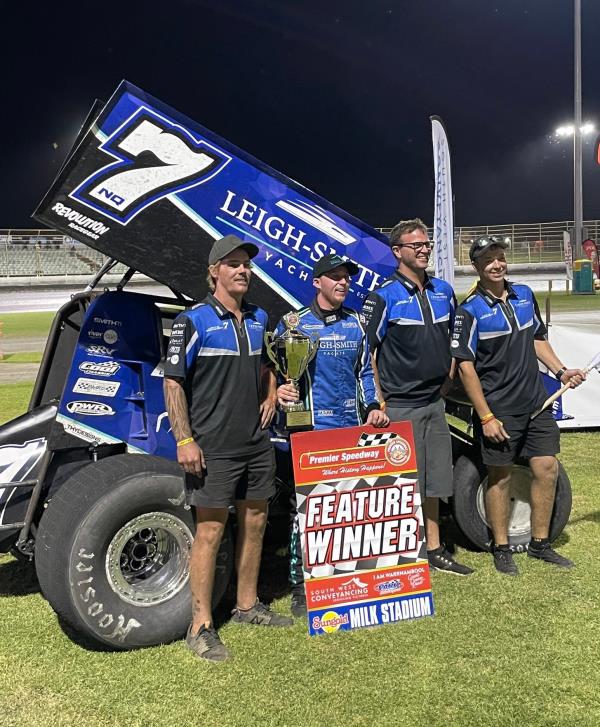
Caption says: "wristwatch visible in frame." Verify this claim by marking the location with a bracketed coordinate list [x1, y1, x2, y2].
[555, 367, 567, 380]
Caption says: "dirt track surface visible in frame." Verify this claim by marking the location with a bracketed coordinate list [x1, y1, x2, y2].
[0, 335, 46, 384]
[0, 362, 40, 383]
[1, 335, 47, 354]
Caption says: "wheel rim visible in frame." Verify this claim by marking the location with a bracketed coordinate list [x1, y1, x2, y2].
[105, 511, 193, 607]
[476, 465, 533, 539]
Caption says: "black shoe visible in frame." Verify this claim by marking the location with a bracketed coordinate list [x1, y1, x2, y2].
[528, 542, 574, 569]
[290, 586, 307, 617]
[231, 599, 294, 626]
[185, 622, 230, 662]
[493, 547, 519, 576]
[427, 547, 474, 576]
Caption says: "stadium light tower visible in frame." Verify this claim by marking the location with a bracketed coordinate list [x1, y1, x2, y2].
[574, 0, 583, 262]
[555, 0, 586, 283]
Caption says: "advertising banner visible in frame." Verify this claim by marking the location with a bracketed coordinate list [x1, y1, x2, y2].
[563, 230, 573, 280]
[34, 81, 396, 319]
[431, 116, 455, 287]
[290, 423, 434, 636]
[582, 238, 599, 278]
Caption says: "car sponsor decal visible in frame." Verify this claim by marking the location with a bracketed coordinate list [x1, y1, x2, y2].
[79, 360, 121, 377]
[66, 400, 115, 416]
[73, 378, 121, 398]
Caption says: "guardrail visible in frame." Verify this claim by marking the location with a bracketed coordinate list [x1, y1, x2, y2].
[2, 220, 596, 276]
[379, 220, 599, 266]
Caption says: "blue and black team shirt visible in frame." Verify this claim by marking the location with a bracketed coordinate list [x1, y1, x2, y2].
[451, 282, 548, 417]
[362, 270, 456, 407]
[275, 300, 380, 430]
[163, 292, 271, 457]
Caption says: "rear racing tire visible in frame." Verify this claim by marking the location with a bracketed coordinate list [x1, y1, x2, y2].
[451, 455, 572, 552]
[35, 453, 234, 649]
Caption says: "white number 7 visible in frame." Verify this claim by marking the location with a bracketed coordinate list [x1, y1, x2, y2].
[88, 119, 220, 212]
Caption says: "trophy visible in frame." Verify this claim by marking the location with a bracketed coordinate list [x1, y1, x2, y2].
[265, 312, 320, 430]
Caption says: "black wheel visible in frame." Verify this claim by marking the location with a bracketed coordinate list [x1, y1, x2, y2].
[451, 455, 572, 552]
[35, 453, 234, 649]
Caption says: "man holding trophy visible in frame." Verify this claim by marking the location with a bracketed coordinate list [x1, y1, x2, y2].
[273, 253, 389, 616]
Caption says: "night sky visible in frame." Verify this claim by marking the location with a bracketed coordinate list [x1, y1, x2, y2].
[2, 0, 600, 230]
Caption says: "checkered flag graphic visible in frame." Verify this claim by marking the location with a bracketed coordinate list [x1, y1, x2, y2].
[297, 474, 426, 582]
[357, 431, 398, 447]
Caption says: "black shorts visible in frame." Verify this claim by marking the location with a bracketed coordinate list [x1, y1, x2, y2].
[473, 409, 560, 467]
[184, 447, 276, 508]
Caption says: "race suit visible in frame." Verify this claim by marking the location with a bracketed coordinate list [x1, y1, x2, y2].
[275, 299, 381, 586]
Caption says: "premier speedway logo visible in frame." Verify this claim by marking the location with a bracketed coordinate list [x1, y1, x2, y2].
[275, 200, 356, 246]
[70, 107, 232, 225]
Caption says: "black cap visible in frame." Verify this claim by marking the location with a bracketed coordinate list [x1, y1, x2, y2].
[469, 235, 508, 262]
[208, 234, 259, 265]
[313, 253, 359, 278]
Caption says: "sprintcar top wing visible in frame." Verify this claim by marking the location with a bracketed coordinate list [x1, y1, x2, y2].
[33, 81, 396, 317]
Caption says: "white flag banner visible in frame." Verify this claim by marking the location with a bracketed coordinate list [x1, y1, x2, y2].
[563, 230, 573, 280]
[431, 116, 455, 286]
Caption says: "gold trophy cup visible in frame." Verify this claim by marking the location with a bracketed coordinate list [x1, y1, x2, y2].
[265, 312, 319, 430]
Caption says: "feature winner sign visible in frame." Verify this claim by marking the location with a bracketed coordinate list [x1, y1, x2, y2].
[291, 423, 433, 636]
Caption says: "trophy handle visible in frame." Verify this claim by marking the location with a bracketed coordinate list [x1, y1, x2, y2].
[264, 331, 287, 378]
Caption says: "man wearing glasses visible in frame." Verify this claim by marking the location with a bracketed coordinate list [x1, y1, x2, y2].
[362, 218, 473, 576]
[164, 234, 292, 662]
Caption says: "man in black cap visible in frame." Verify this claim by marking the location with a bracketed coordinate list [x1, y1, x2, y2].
[276, 253, 389, 615]
[163, 234, 292, 662]
[362, 218, 474, 576]
[452, 236, 585, 575]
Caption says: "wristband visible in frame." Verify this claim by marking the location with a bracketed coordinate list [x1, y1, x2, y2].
[480, 412, 495, 424]
[177, 437, 194, 447]
[555, 367, 567, 380]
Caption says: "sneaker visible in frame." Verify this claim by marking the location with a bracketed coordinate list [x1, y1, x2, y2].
[231, 600, 294, 627]
[290, 586, 307, 617]
[185, 622, 230, 662]
[528, 542, 574, 569]
[427, 547, 474, 576]
[493, 547, 519, 576]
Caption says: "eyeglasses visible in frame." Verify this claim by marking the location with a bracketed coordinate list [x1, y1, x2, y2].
[394, 241, 435, 252]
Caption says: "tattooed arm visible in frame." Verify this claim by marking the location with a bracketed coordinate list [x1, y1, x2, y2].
[164, 376, 205, 475]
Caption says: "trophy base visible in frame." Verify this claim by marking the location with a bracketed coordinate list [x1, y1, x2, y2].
[285, 409, 314, 431]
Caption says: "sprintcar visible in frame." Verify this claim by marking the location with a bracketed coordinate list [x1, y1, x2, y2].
[0, 82, 572, 649]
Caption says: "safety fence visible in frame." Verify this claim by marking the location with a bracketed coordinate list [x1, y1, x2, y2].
[379, 220, 600, 266]
[2, 221, 595, 277]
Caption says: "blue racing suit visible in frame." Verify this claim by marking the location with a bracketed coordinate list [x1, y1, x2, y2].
[275, 299, 381, 586]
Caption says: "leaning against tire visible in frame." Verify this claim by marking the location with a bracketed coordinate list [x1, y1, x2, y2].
[35, 453, 233, 650]
[451, 454, 572, 552]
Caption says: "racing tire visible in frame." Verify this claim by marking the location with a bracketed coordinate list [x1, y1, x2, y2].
[451, 455, 572, 552]
[35, 454, 234, 649]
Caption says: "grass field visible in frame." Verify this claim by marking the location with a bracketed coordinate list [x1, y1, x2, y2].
[0, 382, 599, 725]
[1, 351, 43, 364]
[0, 311, 54, 339]
[0, 383, 34, 423]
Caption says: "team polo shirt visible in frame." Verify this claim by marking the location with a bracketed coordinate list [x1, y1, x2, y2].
[363, 271, 456, 406]
[451, 282, 548, 416]
[163, 293, 271, 457]
[274, 300, 380, 430]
